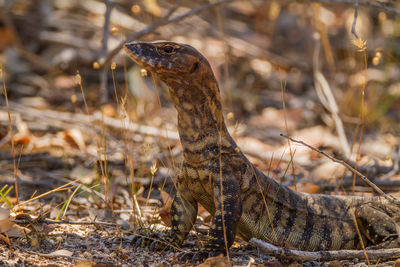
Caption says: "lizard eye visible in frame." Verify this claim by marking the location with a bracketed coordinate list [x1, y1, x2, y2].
[161, 45, 175, 54]
[189, 62, 199, 73]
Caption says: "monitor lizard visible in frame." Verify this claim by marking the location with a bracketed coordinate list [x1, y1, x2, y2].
[123, 40, 400, 259]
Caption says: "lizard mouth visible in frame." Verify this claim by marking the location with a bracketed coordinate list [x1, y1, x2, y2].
[123, 42, 145, 66]
[123, 41, 158, 71]
[124, 41, 172, 72]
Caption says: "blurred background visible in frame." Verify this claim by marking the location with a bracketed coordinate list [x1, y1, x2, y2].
[0, 0, 400, 264]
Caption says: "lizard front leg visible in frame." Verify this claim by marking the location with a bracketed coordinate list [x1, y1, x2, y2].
[183, 173, 242, 261]
[166, 188, 198, 248]
[136, 174, 198, 251]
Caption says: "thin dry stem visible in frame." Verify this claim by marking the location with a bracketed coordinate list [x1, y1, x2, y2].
[280, 72, 296, 189]
[18, 177, 85, 206]
[352, 43, 368, 193]
[76, 71, 89, 115]
[216, 6, 231, 106]
[352, 212, 371, 267]
[218, 128, 230, 264]
[280, 134, 400, 205]
[0, 62, 18, 203]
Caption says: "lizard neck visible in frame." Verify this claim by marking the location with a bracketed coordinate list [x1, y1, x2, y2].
[166, 78, 237, 163]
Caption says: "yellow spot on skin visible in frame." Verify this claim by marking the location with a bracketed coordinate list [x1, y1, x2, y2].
[182, 102, 193, 110]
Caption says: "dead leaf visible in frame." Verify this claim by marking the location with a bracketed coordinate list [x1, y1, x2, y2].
[0, 233, 10, 245]
[14, 121, 32, 145]
[19, 97, 49, 109]
[88, 208, 113, 222]
[54, 75, 76, 89]
[310, 161, 346, 182]
[158, 209, 170, 227]
[0, 208, 13, 233]
[262, 260, 283, 267]
[249, 107, 303, 131]
[49, 249, 73, 257]
[101, 104, 116, 118]
[62, 128, 86, 151]
[289, 182, 320, 194]
[76, 261, 97, 267]
[198, 254, 230, 267]
[158, 189, 173, 227]
[159, 189, 172, 210]
[7, 224, 30, 237]
[30, 236, 39, 249]
[70, 165, 96, 184]
[328, 260, 342, 267]
[236, 136, 274, 152]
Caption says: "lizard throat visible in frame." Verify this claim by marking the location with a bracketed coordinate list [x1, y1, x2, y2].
[167, 83, 237, 163]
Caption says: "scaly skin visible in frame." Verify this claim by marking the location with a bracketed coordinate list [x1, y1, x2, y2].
[124, 41, 400, 257]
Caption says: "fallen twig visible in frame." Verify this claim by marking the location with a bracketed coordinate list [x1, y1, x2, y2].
[309, 0, 400, 16]
[249, 238, 400, 261]
[99, 0, 113, 103]
[314, 71, 350, 156]
[14, 218, 116, 226]
[100, 0, 232, 68]
[20, 248, 116, 264]
[319, 176, 400, 192]
[280, 134, 400, 204]
[351, 0, 360, 39]
[5, 101, 180, 141]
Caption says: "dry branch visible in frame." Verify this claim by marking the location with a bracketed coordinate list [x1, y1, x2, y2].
[99, 0, 233, 68]
[280, 134, 400, 204]
[13, 218, 116, 226]
[309, 0, 400, 15]
[313, 70, 350, 156]
[99, 0, 113, 103]
[250, 238, 400, 261]
[5, 101, 179, 141]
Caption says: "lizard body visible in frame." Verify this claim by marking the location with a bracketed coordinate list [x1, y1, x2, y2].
[124, 41, 400, 255]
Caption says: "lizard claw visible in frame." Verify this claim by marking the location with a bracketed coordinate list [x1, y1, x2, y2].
[132, 232, 154, 248]
[179, 249, 225, 263]
[148, 238, 174, 251]
[132, 228, 178, 251]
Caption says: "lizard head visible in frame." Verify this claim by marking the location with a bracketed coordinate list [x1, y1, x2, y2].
[123, 41, 214, 84]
